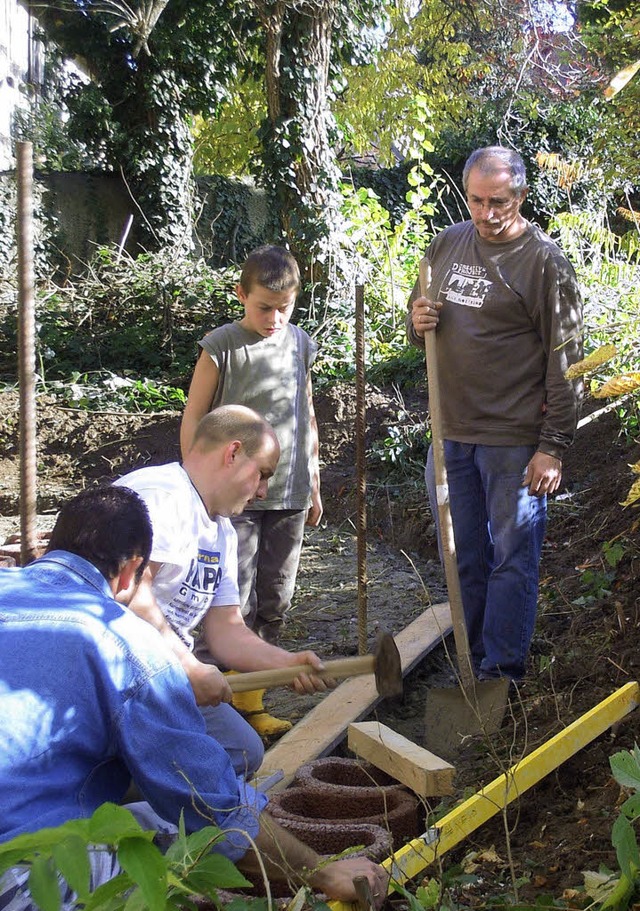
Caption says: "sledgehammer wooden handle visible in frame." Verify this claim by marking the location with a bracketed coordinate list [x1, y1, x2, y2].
[227, 655, 375, 692]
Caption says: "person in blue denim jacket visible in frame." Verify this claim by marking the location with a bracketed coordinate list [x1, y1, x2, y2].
[0, 487, 388, 910]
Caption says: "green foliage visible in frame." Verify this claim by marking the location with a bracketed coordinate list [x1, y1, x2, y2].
[390, 878, 444, 911]
[0, 802, 264, 911]
[13, 99, 93, 174]
[366, 0, 637, 233]
[252, 0, 387, 292]
[335, 0, 478, 167]
[196, 175, 276, 267]
[603, 540, 626, 570]
[30, 0, 264, 248]
[257, 62, 344, 275]
[0, 247, 243, 383]
[0, 175, 65, 281]
[573, 538, 629, 606]
[192, 80, 265, 178]
[616, 402, 640, 444]
[348, 162, 413, 227]
[368, 418, 431, 481]
[405, 95, 439, 233]
[578, 1, 640, 185]
[309, 93, 442, 389]
[336, 0, 604, 209]
[43, 372, 186, 413]
[389, 862, 488, 911]
[580, 745, 640, 909]
[547, 208, 640, 445]
[573, 566, 615, 604]
[307, 177, 428, 385]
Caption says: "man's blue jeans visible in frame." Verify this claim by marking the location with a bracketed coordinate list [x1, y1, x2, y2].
[426, 441, 547, 680]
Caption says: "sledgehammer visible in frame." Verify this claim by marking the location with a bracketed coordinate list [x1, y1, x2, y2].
[227, 632, 402, 698]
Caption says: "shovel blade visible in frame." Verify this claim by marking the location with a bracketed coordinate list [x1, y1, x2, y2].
[424, 678, 509, 761]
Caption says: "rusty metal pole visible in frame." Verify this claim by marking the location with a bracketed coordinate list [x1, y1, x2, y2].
[16, 141, 38, 565]
[355, 284, 368, 655]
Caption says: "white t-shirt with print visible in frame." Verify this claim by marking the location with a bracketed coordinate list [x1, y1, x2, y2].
[115, 463, 239, 648]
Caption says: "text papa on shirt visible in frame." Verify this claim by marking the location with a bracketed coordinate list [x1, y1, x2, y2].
[168, 550, 223, 632]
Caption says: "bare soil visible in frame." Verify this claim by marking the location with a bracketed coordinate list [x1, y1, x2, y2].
[1, 381, 639, 907]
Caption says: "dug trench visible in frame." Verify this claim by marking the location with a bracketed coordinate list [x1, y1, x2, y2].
[0, 379, 639, 905]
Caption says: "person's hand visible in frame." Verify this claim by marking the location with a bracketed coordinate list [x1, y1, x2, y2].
[306, 490, 323, 527]
[285, 649, 333, 695]
[522, 451, 563, 497]
[310, 856, 389, 908]
[186, 659, 233, 706]
[411, 296, 442, 336]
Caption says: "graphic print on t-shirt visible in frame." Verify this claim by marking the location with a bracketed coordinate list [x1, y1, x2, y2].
[441, 263, 492, 309]
[166, 548, 223, 637]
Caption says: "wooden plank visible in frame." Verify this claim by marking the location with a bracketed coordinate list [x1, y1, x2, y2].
[260, 602, 452, 792]
[348, 721, 455, 797]
[329, 681, 640, 911]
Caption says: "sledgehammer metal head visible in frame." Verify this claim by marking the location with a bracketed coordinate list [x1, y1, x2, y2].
[372, 631, 403, 697]
[227, 631, 403, 697]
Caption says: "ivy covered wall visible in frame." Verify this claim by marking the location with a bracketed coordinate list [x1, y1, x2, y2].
[0, 171, 272, 279]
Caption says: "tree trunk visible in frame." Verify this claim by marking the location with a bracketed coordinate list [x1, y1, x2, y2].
[256, 0, 343, 290]
[116, 65, 196, 251]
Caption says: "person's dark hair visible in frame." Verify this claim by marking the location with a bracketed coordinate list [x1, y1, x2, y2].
[47, 486, 152, 582]
[462, 146, 528, 194]
[192, 404, 274, 458]
[239, 245, 300, 295]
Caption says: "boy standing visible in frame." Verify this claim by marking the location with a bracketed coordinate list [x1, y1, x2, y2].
[180, 246, 321, 735]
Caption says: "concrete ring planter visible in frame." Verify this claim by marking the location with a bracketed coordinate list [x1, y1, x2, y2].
[242, 819, 392, 898]
[294, 756, 405, 795]
[268, 784, 419, 845]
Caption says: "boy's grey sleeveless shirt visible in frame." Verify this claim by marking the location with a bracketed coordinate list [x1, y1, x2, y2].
[199, 321, 317, 510]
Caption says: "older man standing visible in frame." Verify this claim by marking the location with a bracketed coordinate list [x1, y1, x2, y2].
[407, 145, 583, 683]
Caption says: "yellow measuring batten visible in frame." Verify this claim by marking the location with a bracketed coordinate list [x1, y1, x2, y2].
[329, 681, 639, 911]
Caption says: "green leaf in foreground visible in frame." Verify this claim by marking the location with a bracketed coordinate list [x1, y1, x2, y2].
[117, 837, 167, 909]
[51, 836, 91, 901]
[29, 855, 61, 911]
[184, 853, 252, 893]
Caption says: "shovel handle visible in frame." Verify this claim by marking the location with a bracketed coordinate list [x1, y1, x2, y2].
[419, 260, 475, 690]
[227, 655, 375, 692]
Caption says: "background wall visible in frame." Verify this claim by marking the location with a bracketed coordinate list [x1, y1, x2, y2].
[0, 170, 271, 279]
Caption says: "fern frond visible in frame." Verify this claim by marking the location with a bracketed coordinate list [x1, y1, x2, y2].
[604, 59, 640, 100]
[536, 151, 586, 191]
[617, 207, 640, 225]
[629, 461, 640, 476]
[592, 373, 640, 399]
[621, 477, 640, 508]
[565, 345, 618, 379]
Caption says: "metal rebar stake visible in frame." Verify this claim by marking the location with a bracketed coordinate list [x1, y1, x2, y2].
[16, 141, 38, 565]
[355, 284, 368, 655]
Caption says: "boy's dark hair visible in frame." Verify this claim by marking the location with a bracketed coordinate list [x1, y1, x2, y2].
[47, 486, 152, 582]
[239, 245, 300, 294]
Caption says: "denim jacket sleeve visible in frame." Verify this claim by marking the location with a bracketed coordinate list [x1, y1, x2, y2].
[116, 661, 267, 862]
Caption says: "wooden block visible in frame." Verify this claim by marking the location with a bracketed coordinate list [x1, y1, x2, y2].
[348, 720, 455, 796]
